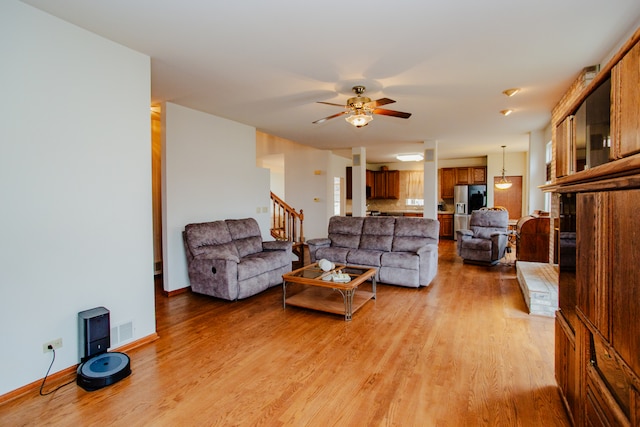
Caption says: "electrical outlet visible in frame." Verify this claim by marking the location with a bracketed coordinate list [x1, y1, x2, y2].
[43, 338, 63, 353]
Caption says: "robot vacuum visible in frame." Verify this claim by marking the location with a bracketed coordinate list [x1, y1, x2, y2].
[77, 352, 131, 391]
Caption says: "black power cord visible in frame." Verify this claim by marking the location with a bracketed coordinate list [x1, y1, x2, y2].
[39, 346, 76, 396]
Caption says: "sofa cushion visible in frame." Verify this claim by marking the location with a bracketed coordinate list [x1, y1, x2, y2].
[327, 216, 364, 249]
[184, 221, 240, 259]
[380, 252, 419, 270]
[226, 218, 263, 258]
[347, 249, 384, 267]
[392, 217, 439, 252]
[461, 237, 492, 252]
[237, 256, 268, 281]
[359, 217, 395, 251]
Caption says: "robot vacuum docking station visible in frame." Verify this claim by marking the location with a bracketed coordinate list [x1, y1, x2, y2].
[77, 307, 131, 391]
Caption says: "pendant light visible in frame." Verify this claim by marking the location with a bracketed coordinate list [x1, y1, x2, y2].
[495, 145, 512, 190]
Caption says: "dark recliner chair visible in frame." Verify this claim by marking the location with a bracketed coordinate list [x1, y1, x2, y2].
[456, 209, 509, 266]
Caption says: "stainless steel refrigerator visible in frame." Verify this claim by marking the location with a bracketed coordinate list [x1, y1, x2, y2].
[453, 184, 487, 239]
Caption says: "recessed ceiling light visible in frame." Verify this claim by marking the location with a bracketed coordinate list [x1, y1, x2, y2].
[396, 153, 424, 162]
[500, 109, 513, 116]
[502, 88, 520, 97]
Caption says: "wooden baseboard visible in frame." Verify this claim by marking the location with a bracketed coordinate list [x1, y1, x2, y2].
[163, 287, 189, 297]
[0, 332, 159, 405]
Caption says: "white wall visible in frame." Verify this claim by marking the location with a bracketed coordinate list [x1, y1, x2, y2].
[528, 130, 548, 212]
[256, 132, 350, 240]
[0, 1, 155, 395]
[163, 103, 271, 292]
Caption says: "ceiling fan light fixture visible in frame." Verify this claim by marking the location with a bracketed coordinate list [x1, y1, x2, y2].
[345, 111, 373, 128]
[396, 153, 424, 162]
[500, 109, 513, 116]
[495, 145, 513, 190]
[502, 88, 520, 97]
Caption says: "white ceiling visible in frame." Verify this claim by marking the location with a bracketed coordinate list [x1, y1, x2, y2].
[22, 0, 640, 163]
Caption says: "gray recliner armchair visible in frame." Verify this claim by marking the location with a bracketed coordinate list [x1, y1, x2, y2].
[456, 209, 509, 266]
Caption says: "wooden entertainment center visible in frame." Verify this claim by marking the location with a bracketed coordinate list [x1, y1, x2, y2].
[547, 27, 640, 426]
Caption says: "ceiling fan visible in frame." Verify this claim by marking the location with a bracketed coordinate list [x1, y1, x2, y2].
[312, 85, 412, 128]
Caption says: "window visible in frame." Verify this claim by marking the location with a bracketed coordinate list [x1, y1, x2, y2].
[545, 141, 552, 212]
[405, 170, 424, 207]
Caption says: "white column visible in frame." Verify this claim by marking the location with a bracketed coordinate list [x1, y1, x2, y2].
[422, 140, 438, 220]
[351, 147, 367, 217]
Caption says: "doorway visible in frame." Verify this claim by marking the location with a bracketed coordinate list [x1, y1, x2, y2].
[493, 175, 522, 220]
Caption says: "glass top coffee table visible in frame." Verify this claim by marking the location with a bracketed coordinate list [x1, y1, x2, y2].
[282, 263, 376, 321]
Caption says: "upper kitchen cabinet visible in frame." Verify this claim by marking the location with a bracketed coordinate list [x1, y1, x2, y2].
[440, 168, 455, 199]
[455, 167, 470, 184]
[372, 169, 400, 199]
[470, 167, 487, 184]
[456, 167, 486, 185]
[440, 167, 486, 199]
[347, 167, 398, 200]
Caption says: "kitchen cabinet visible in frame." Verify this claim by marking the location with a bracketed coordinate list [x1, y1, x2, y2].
[437, 213, 453, 238]
[455, 167, 470, 184]
[347, 167, 397, 200]
[439, 167, 486, 200]
[470, 167, 486, 184]
[440, 168, 455, 199]
[372, 170, 400, 199]
[346, 168, 377, 200]
[454, 167, 486, 185]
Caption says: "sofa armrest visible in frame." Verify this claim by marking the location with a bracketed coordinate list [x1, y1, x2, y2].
[306, 238, 331, 262]
[456, 229, 473, 240]
[307, 238, 331, 246]
[187, 257, 239, 300]
[262, 240, 292, 252]
[417, 243, 438, 256]
[490, 233, 509, 260]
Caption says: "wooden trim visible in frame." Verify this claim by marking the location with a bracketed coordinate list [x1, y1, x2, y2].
[163, 286, 190, 298]
[549, 152, 640, 190]
[0, 333, 159, 405]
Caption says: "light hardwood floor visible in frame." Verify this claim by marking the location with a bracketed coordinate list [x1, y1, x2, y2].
[0, 240, 570, 426]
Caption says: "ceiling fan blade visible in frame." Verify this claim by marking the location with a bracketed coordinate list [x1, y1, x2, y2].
[317, 101, 347, 107]
[372, 108, 412, 119]
[366, 97, 396, 108]
[313, 111, 348, 124]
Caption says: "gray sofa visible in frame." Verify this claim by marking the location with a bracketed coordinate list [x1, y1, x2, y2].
[183, 218, 292, 300]
[307, 216, 439, 288]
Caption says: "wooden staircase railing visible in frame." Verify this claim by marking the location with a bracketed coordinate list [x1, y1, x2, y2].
[270, 192, 304, 243]
[270, 192, 307, 269]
